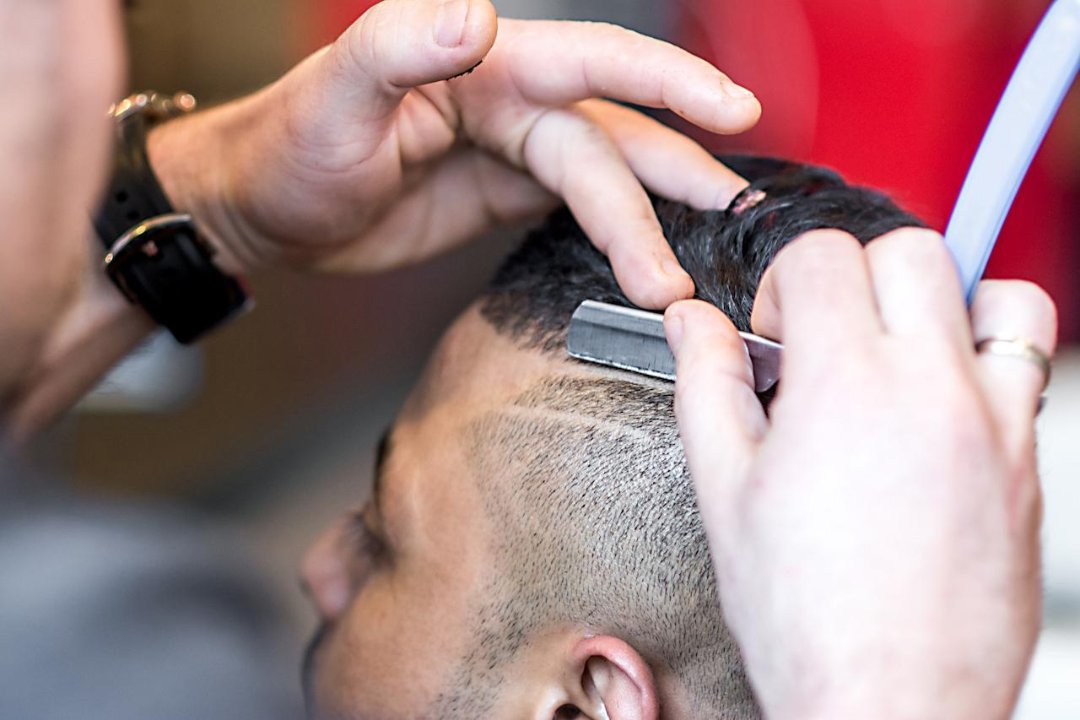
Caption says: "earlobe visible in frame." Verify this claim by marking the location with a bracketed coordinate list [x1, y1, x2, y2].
[571, 636, 659, 720]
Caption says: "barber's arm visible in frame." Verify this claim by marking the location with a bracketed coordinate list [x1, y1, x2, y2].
[0, 0, 130, 443]
[666, 228, 1056, 719]
[2, 0, 760, 443]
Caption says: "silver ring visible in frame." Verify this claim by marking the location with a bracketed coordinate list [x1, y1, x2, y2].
[975, 337, 1052, 390]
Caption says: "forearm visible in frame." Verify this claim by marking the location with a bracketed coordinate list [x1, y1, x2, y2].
[2, 104, 260, 444]
[3, 255, 155, 445]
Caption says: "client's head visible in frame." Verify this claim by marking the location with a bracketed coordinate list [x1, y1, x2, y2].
[300, 156, 923, 719]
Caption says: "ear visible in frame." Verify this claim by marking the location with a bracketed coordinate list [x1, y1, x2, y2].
[558, 636, 659, 720]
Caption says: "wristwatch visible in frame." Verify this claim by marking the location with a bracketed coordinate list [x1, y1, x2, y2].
[93, 91, 250, 344]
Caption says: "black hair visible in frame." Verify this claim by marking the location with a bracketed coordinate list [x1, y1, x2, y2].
[437, 157, 926, 718]
[481, 155, 924, 353]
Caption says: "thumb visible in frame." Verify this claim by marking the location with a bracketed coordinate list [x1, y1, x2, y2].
[302, 0, 497, 128]
[665, 301, 764, 528]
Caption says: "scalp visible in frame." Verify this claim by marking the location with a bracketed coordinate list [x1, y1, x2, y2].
[454, 375, 759, 718]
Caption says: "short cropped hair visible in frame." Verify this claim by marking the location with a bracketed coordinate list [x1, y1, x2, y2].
[482, 156, 923, 350]
[433, 157, 922, 717]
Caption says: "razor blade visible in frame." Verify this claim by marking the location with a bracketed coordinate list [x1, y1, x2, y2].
[567, 300, 783, 392]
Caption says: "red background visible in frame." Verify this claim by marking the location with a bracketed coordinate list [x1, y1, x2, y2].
[308, 0, 1080, 339]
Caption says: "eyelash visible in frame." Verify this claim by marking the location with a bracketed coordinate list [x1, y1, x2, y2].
[348, 511, 388, 562]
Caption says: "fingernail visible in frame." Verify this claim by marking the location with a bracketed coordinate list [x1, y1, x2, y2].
[724, 83, 756, 100]
[665, 312, 685, 355]
[662, 258, 694, 291]
[435, 0, 471, 48]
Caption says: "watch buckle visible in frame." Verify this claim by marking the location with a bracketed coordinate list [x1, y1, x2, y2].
[103, 213, 198, 302]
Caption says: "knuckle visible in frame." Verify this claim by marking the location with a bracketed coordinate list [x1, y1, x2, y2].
[600, 213, 661, 259]
[573, 115, 613, 148]
[787, 229, 861, 263]
[977, 279, 1059, 351]
[899, 228, 949, 262]
[797, 227, 860, 247]
[1007, 280, 1058, 325]
[872, 227, 951, 271]
[774, 230, 862, 284]
[539, 108, 612, 158]
[680, 327, 748, 375]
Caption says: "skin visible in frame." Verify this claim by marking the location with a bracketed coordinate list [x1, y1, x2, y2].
[1, 0, 761, 442]
[0, 0, 1057, 715]
[666, 229, 1058, 720]
[301, 307, 676, 719]
[0, 0, 126, 412]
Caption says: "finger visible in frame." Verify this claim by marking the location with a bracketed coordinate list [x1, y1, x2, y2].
[751, 230, 882, 355]
[969, 280, 1058, 462]
[294, 0, 498, 135]
[865, 228, 971, 345]
[666, 300, 765, 534]
[524, 107, 695, 309]
[498, 19, 761, 135]
[581, 100, 750, 209]
[317, 149, 556, 273]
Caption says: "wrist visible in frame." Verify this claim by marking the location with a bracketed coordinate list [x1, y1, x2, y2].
[3, 240, 155, 445]
[146, 94, 268, 275]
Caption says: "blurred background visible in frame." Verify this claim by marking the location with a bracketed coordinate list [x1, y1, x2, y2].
[5, 0, 1078, 717]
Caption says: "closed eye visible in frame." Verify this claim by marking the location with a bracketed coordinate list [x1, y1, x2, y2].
[346, 509, 389, 563]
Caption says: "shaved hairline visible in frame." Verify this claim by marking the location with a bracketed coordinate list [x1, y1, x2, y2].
[431, 372, 757, 718]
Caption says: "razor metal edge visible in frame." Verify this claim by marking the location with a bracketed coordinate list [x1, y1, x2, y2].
[566, 300, 783, 393]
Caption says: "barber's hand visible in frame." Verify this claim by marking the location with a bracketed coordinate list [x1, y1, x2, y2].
[150, 0, 760, 309]
[665, 229, 1056, 719]
[0, 0, 123, 400]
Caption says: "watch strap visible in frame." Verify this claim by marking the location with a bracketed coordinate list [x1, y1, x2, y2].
[94, 102, 174, 245]
[93, 92, 250, 345]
